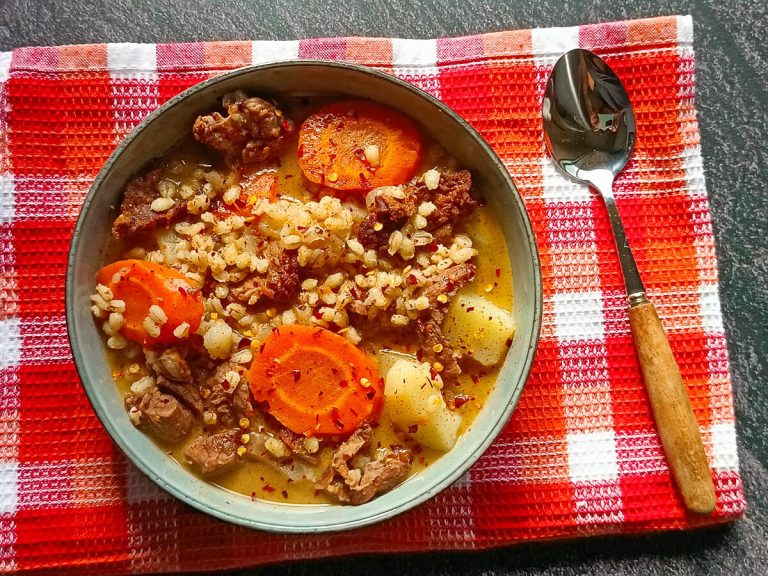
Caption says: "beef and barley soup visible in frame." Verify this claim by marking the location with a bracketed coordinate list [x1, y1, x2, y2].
[91, 93, 515, 505]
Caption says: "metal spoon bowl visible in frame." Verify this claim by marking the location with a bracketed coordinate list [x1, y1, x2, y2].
[542, 49, 716, 515]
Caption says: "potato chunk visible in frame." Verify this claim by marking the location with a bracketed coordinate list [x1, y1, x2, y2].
[384, 359, 462, 452]
[376, 349, 418, 378]
[443, 294, 515, 367]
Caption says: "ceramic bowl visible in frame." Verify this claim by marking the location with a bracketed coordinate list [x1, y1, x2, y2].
[66, 61, 542, 532]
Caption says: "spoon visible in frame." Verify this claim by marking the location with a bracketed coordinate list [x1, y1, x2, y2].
[542, 49, 716, 515]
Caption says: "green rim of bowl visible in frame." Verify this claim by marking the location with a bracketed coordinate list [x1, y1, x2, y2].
[66, 60, 543, 533]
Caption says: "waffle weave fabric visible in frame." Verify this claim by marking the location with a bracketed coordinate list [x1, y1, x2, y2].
[0, 14, 745, 574]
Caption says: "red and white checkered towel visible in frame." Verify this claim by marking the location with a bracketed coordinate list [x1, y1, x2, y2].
[0, 14, 745, 574]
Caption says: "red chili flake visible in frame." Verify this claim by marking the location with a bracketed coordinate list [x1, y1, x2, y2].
[297, 143, 304, 157]
[259, 343, 266, 353]
[292, 370, 301, 382]
[221, 379, 230, 391]
[408, 424, 419, 433]
[466, 306, 475, 312]
[331, 407, 344, 430]
[331, 367, 339, 375]
[415, 348, 424, 361]
[285, 174, 294, 179]
[429, 368, 438, 380]
[406, 274, 418, 286]
[178, 286, 188, 296]
[312, 329, 323, 340]
[453, 394, 470, 409]
[354, 148, 366, 161]
[470, 374, 481, 384]
[338, 379, 348, 388]
[262, 484, 276, 493]
[251, 491, 258, 501]
[418, 456, 426, 465]
[495, 267, 501, 278]
[365, 390, 376, 400]
[281, 490, 289, 499]
[318, 390, 324, 397]
[505, 337, 513, 347]
[281, 119, 291, 132]
[428, 241, 438, 253]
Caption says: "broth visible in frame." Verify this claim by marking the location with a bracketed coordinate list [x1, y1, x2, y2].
[99, 96, 513, 505]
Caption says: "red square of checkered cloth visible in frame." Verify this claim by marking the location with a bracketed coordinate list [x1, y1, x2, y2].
[0, 14, 745, 575]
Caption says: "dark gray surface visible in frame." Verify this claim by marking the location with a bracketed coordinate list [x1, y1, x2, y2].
[1, 0, 766, 574]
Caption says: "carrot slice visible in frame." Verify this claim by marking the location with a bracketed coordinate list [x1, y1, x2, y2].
[218, 172, 278, 217]
[247, 325, 383, 436]
[96, 259, 204, 346]
[298, 100, 421, 192]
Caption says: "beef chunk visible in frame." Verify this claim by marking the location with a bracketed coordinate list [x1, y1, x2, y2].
[357, 170, 477, 251]
[193, 91, 294, 165]
[357, 185, 420, 251]
[419, 170, 477, 238]
[416, 317, 462, 385]
[157, 376, 205, 415]
[112, 168, 187, 239]
[346, 449, 413, 505]
[146, 348, 204, 414]
[422, 262, 476, 305]
[184, 429, 241, 475]
[126, 387, 193, 442]
[415, 262, 476, 384]
[278, 428, 319, 465]
[146, 348, 192, 383]
[204, 361, 253, 427]
[324, 424, 372, 483]
[317, 424, 413, 504]
[230, 244, 300, 305]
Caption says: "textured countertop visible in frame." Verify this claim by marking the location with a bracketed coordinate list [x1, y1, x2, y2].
[1, 0, 766, 574]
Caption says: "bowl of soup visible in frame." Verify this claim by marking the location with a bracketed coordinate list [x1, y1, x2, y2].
[66, 61, 542, 532]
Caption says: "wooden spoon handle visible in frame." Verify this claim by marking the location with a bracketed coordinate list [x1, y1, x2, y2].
[628, 300, 716, 515]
